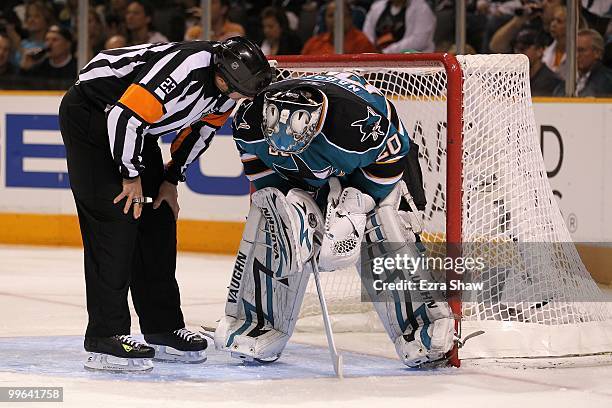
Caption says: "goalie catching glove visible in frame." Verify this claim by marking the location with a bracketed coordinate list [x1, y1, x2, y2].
[318, 178, 376, 271]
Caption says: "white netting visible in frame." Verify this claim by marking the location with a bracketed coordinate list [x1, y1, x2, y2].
[274, 54, 612, 358]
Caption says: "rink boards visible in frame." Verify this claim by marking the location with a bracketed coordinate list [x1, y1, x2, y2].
[0, 93, 610, 262]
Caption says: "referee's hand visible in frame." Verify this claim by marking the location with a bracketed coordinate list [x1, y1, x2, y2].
[113, 176, 144, 219]
[153, 181, 180, 220]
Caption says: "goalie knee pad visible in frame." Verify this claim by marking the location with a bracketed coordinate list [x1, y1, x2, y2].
[359, 181, 456, 367]
[318, 179, 376, 271]
[215, 187, 324, 361]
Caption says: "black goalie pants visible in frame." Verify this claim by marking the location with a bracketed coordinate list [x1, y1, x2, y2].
[59, 86, 185, 338]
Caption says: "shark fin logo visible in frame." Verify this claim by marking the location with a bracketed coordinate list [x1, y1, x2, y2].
[351, 106, 384, 142]
[235, 101, 253, 130]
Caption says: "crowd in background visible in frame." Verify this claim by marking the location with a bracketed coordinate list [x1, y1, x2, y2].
[0, 0, 611, 96]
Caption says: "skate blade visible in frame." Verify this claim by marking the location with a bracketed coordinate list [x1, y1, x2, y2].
[230, 352, 281, 365]
[84, 353, 153, 372]
[414, 358, 451, 369]
[151, 345, 207, 364]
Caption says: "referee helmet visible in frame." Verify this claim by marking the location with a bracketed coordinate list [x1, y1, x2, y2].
[214, 37, 273, 97]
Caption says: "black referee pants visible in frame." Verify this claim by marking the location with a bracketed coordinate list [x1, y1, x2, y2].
[59, 86, 185, 338]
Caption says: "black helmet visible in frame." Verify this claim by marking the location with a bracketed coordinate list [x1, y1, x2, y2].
[214, 36, 273, 97]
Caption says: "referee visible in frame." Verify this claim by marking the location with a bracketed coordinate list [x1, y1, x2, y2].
[59, 37, 272, 371]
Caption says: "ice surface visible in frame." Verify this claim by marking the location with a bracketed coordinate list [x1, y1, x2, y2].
[1, 245, 611, 408]
[0, 335, 424, 381]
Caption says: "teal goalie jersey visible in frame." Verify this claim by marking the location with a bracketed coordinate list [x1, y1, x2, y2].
[232, 72, 412, 201]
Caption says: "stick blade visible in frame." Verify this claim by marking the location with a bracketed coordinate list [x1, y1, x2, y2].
[334, 353, 344, 379]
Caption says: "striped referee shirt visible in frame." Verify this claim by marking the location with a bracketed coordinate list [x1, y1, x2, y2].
[75, 41, 235, 183]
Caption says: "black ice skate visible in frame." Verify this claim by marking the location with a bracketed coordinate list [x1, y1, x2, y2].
[144, 328, 207, 363]
[84, 335, 154, 372]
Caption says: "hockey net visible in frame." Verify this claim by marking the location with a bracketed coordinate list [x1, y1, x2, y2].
[272, 53, 612, 361]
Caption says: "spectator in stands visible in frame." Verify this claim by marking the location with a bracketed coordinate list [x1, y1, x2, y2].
[604, 40, 612, 69]
[0, 8, 22, 51]
[0, 34, 17, 76]
[88, 10, 107, 60]
[513, 29, 562, 96]
[22, 25, 77, 81]
[542, 5, 567, 79]
[125, 0, 168, 45]
[210, 0, 246, 40]
[489, 0, 563, 54]
[260, 6, 303, 56]
[13, 1, 56, 67]
[362, 0, 436, 53]
[151, 0, 187, 42]
[104, 0, 128, 37]
[433, 0, 488, 53]
[302, 0, 377, 55]
[479, 0, 527, 53]
[571, 29, 612, 96]
[580, 0, 611, 38]
[58, 0, 78, 30]
[184, 0, 245, 41]
[179, 0, 201, 32]
[105, 34, 127, 49]
[311, 0, 371, 34]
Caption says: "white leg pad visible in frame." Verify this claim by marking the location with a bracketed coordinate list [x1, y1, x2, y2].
[359, 181, 456, 367]
[217, 316, 289, 361]
[394, 313, 456, 367]
[215, 188, 323, 361]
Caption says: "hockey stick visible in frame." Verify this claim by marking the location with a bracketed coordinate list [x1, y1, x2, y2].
[310, 258, 344, 379]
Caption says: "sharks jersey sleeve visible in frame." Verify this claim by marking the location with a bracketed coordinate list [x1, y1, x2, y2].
[232, 73, 412, 200]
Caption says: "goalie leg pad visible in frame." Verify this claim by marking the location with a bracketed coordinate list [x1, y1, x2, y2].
[359, 181, 456, 367]
[393, 310, 456, 367]
[215, 188, 323, 361]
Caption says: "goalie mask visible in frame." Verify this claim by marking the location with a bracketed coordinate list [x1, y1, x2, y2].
[261, 87, 328, 154]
